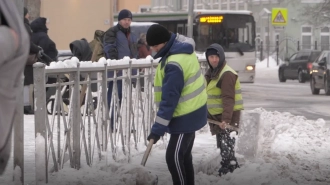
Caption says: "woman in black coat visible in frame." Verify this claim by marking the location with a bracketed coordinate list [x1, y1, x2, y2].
[30, 17, 58, 62]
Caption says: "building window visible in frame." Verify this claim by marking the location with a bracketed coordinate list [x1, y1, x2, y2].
[238, 2, 245, 10]
[301, 26, 312, 49]
[321, 27, 330, 50]
[230, 3, 236, 10]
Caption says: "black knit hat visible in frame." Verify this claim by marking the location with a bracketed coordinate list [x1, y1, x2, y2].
[24, 7, 28, 17]
[206, 48, 219, 58]
[118, 9, 132, 21]
[146, 24, 171, 46]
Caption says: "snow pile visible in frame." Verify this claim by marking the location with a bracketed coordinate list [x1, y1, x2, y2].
[193, 108, 330, 185]
[47, 163, 158, 185]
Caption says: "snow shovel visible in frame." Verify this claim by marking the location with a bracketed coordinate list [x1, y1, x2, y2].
[141, 139, 159, 185]
[207, 118, 239, 132]
[141, 139, 154, 166]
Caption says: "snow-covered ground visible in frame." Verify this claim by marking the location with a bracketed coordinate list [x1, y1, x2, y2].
[1, 57, 330, 185]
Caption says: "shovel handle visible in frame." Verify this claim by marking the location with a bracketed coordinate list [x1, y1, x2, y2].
[207, 118, 239, 132]
[141, 139, 154, 166]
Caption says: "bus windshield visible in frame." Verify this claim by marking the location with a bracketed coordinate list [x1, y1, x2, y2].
[194, 14, 256, 53]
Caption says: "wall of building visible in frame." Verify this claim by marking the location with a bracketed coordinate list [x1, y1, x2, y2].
[40, 0, 112, 50]
[117, 0, 151, 13]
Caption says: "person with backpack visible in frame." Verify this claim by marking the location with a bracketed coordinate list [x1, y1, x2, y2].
[103, 9, 138, 132]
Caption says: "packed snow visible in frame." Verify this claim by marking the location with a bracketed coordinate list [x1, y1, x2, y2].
[1, 56, 330, 185]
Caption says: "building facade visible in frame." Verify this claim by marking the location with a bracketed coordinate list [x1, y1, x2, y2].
[39, 0, 151, 50]
[150, 0, 327, 58]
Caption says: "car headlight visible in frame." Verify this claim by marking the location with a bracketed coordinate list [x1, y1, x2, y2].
[246, 65, 255, 71]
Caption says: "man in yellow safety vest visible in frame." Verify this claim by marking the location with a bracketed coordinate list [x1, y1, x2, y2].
[205, 43, 244, 176]
[146, 24, 207, 185]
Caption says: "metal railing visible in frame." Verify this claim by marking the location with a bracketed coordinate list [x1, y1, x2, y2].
[32, 57, 210, 183]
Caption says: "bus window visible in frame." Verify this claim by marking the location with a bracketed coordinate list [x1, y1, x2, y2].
[194, 14, 256, 53]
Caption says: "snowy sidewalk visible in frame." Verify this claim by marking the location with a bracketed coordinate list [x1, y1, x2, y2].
[1, 109, 330, 185]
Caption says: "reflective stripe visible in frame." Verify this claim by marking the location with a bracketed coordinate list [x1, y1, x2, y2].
[178, 83, 205, 103]
[168, 61, 183, 71]
[208, 89, 242, 99]
[154, 86, 162, 92]
[207, 99, 244, 109]
[184, 70, 202, 87]
[155, 116, 170, 126]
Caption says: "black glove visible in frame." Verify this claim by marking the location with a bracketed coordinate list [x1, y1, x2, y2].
[147, 132, 160, 144]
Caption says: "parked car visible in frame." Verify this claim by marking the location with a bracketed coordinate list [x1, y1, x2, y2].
[278, 50, 321, 83]
[309, 50, 330, 95]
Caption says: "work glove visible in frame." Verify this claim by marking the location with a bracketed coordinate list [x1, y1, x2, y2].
[147, 132, 160, 144]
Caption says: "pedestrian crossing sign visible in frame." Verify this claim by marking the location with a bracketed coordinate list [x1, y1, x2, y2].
[272, 8, 288, 26]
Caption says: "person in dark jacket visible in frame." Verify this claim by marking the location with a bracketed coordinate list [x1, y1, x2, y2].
[204, 43, 244, 176]
[23, 7, 40, 114]
[24, 8, 39, 55]
[103, 9, 138, 131]
[70, 38, 92, 61]
[30, 17, 58, 62]
[146, 24, 207, 185]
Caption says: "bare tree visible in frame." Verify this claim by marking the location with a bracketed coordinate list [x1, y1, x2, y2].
[299, 0, 330, 27]
[24, 0, 41, 21]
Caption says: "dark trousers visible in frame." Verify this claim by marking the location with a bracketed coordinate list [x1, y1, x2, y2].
[166, 132, 195, 185]
[216, 132, 238, 167]
[107, 80, 122, 131]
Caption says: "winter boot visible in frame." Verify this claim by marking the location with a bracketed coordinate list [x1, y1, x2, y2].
[218, 160, 230, 176]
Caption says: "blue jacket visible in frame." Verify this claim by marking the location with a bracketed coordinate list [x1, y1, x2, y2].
[151, 33, 207, 136]
[103, 24, 138, 78]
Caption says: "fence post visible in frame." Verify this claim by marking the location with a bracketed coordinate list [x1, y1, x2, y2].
[33, 62, 48, 184]
[71, 63, 81, 169]
[297, 41, 300, 51]
[13, 74, 24, 184]
[276, 40, 279, 65]
[315, 41, 317, 50]
[102, 63, 108, 151]
[260, 41, 263, 61]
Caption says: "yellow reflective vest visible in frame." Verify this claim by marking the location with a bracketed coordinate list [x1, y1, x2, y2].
[153, 53, 207, 126]
[206, 64, 244, 115]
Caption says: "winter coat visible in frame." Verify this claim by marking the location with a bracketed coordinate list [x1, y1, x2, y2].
[30, 17, 58, 61]
[204, 44, 241, 136]
[24, 18, 39, 54]
[0, 0, 29, 174]
[89, 30, 105, 62]
[23, 18, 39, 86]
[103, 24, 138, 77]
[69, 38, 92, 61]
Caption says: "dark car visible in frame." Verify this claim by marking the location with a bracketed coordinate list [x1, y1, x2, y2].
[309, 50, 330, 95]
[278, 50, 321, 83]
